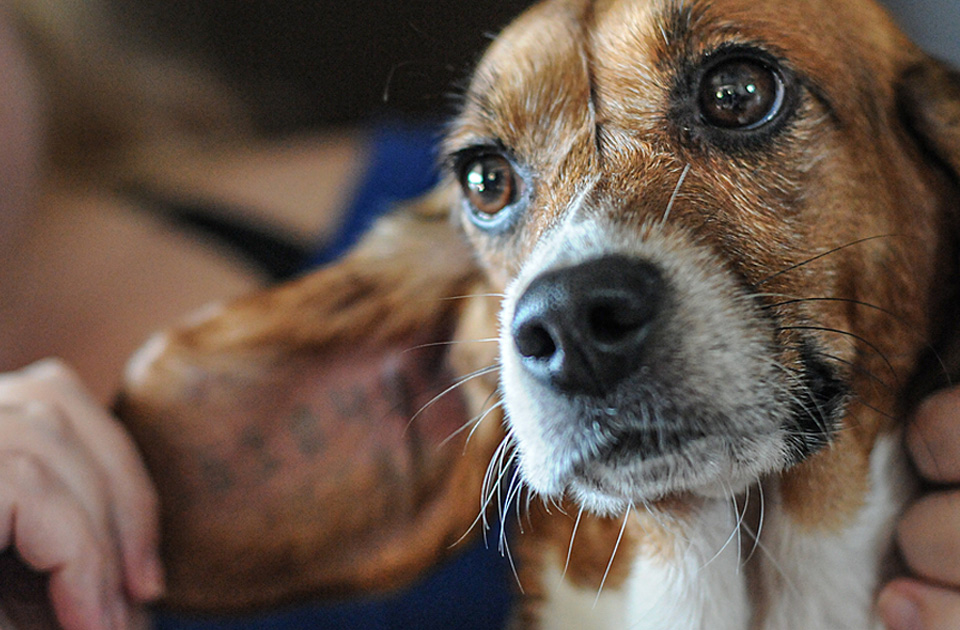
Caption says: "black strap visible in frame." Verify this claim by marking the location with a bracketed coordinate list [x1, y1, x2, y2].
[121, 186, 313, 282]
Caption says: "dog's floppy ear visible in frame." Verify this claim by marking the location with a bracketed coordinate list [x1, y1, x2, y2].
[116, 188, 504, 612]
[898, 57, 960, 389]
[899, 57, 960, 179]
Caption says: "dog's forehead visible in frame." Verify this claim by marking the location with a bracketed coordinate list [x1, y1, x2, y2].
[452, 0, 909, 157]
[447, 0, 919, 274]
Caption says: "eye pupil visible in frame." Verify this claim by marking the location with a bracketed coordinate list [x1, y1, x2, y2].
[700, 57, 782, 129]
[461, 154, 516, 218]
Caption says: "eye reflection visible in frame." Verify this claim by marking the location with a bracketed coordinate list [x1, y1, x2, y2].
[699, 57, 784, 130]
[460, 153, 517, 219]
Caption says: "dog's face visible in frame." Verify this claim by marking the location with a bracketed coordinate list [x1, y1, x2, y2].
[443, 0, 950, 514]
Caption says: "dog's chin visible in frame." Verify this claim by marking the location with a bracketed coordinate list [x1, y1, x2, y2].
[502, 356, 795, 514]
[512, 423, 790, 516]
[574, 433, 789, 513]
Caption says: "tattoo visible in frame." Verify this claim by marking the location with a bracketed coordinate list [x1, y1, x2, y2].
[289, 405, 326, 456]
[330, 386, 371, 419]
[197, 453, 236, 495]
[238, 426, 281, 483]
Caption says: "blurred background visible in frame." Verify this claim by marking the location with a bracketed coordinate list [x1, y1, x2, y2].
[884, 0, 960, 68]
[107, 0, 960, 135]
[108, 0, 534, 133]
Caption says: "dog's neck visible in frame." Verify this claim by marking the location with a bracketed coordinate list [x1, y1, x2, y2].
[514, 432, 910, 630]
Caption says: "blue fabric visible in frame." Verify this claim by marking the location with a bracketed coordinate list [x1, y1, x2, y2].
[153, 534, 513, 630]
[308, 124, 444, 268]
[152, 124, 514, 630]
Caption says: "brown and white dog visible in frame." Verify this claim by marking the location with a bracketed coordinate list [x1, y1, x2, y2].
[117, 0, 960, 627]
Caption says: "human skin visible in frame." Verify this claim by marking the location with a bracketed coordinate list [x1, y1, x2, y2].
[0, 2, 41, 261]
[0, 361, 162, 630]
[879, 387, 960, 630]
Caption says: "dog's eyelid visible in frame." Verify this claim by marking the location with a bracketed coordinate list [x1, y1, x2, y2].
[698, 41, 792, 71]
[445, 140, 515, 172]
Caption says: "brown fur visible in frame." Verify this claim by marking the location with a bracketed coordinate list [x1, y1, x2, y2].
[9, 0, 247, 183]
[117, 0, 960, 622]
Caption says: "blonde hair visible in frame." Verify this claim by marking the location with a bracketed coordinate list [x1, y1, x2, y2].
[9, 0, 248, 181]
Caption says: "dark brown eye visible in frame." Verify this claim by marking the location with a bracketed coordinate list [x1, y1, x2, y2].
[461, 154, 517, 218]
[699, 57, 784, 129]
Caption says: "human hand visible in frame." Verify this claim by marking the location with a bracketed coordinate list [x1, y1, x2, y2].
[879, 387, 960, 629]
[0, 360, 163, 630]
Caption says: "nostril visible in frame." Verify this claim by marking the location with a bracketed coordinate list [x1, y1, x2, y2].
[588, 303, 630, 345]
[586, 297, 653, 347]
[515, 320, 558, 360]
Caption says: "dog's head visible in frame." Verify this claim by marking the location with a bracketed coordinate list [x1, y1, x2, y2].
[118, 0, 960, 613]
[444, 0, 960, 517]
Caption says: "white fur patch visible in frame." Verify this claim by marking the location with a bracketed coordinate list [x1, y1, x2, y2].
[537, 500, 749, 630]
[532, 435, 909, 628]
[624, 500, 749, 630]
[539, 561, 629, 630]
[757, 433, 912, 630]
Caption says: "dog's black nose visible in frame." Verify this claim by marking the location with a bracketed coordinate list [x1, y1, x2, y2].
[511, 255, 664, 397]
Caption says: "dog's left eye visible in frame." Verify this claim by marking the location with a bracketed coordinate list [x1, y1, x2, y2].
[699, 56, 785, 130]
[459, 153, 519, 221]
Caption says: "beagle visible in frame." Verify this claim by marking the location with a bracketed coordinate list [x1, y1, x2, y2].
[118, 0, 960, 627]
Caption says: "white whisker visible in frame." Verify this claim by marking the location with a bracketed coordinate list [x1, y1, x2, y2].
[700, 493, 742, 572]
[594, 505, 632, 608]
[744, 480, 766, 565]
[438, 395, 502, 450]
[436, 292, 507, 302]
[404, 364, 500, 435]
[451, 434, 516, 548]
[402, 338, 500, 354]
[660, 163, 691, 226]
[563, 506, 586, 579]
[501, 466, 525, 546]
[465, 400, 504, 447]
[503, 528, 525, 593]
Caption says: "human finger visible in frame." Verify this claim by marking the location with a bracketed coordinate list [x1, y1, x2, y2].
[907, 387, 960, 484]
[898, 490, 960, 587]
[879, 578, 960, 630]
[1, 360, 164, 601]
[0, 451, 123, 630]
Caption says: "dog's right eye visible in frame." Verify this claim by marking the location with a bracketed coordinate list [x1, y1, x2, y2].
[458, 153, 519, 222]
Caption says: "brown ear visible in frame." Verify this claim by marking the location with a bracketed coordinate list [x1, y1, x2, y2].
[899, 57, 960, 392]
[899, 57, 960, 181]
[116, 188, 504, 612]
